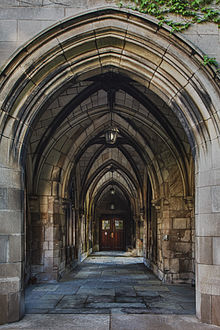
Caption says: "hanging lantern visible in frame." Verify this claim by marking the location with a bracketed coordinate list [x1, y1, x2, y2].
[105, 128, 119, 145]
[109, 203, 115, 210]
[110, 187, 115, 195]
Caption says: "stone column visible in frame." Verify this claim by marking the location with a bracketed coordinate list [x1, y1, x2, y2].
[0, 162, 24, 324]
[196, 143, 220, 326]
[134, 214, 143, 256]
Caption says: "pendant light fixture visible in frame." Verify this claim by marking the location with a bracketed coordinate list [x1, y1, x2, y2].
[105, 127, 119, 145]
[109, 203, 115, 210]
[105, 89, 119, 145]
[109, 170, 115, 195]
[110, 186, 115, 195]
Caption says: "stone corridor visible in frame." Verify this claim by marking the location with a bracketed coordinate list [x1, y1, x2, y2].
[24, 252, 195, 315]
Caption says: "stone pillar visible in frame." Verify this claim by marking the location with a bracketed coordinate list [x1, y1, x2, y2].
[196, 143, 220, 326]
[0, 163, 24, 324]
[30, 196, 67, 282]
[134, 214, 143, 256]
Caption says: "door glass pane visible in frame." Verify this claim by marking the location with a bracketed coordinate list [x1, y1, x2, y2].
[115, 220, 123, 230]
[102, 220, 110, 230]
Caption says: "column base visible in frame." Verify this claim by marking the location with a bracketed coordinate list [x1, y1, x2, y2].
[0, 278, 24, 325]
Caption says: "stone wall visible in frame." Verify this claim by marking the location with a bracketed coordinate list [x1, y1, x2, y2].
[0, 0, 219, 69]
[28, 196, 74, 282]
[0, 166, 24, 324]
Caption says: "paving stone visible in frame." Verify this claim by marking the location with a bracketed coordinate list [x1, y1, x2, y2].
[44, 294, 64, 300]
[147, 308, 185, 314]
[25, 252, 195, 316]
[25, 308, 49, 314]
[87, 295, 114, 303]
[136, 291, 160, 297]
[149, 302, 184, 310]
[180, 302, 196, 311]
[135, 286, 170, 291]
[143, 296, 161, 304]
[160, 292, 195, 303]
[77, 288, 115, 296]
[115, 296, 144, 303]
[136, 280, 161, 285]
[1, 314, 218, 329]
[56, 296, 87, 308]
[86, 302, 146, 309]
[115, 287, 136, 297]
[119, 308, 152, 314]
[49, 308, 110, 314]
[32, 285, 59, 292]
[25, 301, 57, 308]
[57, 302, 85, 309]
[111, 314, 220, 330]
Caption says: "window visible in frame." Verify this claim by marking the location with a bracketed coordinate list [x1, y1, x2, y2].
[102, 220, 110, 230]
[115, 220, 123, 230]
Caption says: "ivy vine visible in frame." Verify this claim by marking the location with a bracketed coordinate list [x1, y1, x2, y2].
[118, 0, 220, 69]
[119, 0, 220, 32]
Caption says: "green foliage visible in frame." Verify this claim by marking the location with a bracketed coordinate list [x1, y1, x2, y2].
[119, 0, 220, 32]
[118, 0, 220, 69]
[202, 55, 218, 67]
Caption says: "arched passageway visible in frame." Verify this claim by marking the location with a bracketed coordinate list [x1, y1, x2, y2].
[0, 7, 219, 326]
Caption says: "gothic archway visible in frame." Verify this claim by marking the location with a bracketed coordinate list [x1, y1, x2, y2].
[0, 8, 219, 326]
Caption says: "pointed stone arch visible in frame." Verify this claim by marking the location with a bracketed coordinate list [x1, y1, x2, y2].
[0, 7, 219, 326]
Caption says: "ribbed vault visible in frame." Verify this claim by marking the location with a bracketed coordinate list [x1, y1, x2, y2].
[0, 7, 220, 326]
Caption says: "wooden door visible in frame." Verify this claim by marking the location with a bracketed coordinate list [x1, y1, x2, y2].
[100, 218, 125, 250]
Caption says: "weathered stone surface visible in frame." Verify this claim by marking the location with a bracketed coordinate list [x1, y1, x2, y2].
[197, 264, 220, 295]
[196, 237, 212, 265]
[213, 238, 220, 265]
[173, 218, 188, 229]
[9, 235, 23, 263]
[0, 189, 8, 209]
[0, 20, 17, 42]
[24, 253, 195, 317]
[200, 293, 211, 324]
[0, 263, 22, 278]
[0, 277, 20, 294]
[0, 294, 8, 325]
[211, 295, 220, 326]
[8, 292, 20, 323]
[0, 211, 23, 234]
[0, 236, 8, 263]
[212, 186, 220, 213]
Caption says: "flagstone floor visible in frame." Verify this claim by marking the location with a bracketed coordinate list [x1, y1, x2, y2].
[1, 253, 219, 329]
[24, 252, 195, 315]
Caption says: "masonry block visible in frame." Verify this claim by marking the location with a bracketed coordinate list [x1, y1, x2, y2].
[9, 235, 23, 263]
[0, 236, 8, 262]
[0, 20, 17, 42]
[173, 218, 188, 229]
[201, 293, 212, 324]
[0, 188, 8, 209]
[0, 263, 22, 277]
[0, 211, 23, 234]
[196, 236, 212, 265]
[0, 294, 8, 325]
[212, 295, 220, 326]
[213, 237, 220, 265]
[8, 292, 20, 323]
[18, 20, 53, 42]
[212, 186, 220, 212]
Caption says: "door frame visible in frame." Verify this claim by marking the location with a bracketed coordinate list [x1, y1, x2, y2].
[99, 215, 126, 251]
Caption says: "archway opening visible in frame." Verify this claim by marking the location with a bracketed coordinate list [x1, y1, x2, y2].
[23, 70, 195, 287]
[0, 7, 219, 325]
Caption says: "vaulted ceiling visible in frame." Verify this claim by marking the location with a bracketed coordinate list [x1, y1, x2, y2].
[27, 72, 193, 212]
